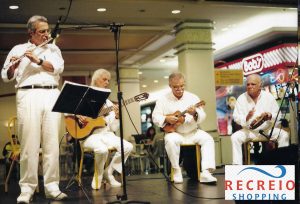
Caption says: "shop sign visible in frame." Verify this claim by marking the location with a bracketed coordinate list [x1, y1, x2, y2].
[242, 53, 264, 75]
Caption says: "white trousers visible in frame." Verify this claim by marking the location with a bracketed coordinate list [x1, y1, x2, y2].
[164, 129, 216, 172]
[17, 89, 61, 194]
[231, 128, 289, 164]
[83, 130, 133, 175]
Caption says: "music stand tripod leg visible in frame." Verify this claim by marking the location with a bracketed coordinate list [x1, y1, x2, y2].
[63, 115, 92, 204]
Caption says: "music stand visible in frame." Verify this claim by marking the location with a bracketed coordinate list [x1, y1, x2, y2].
[52, 81, 110, 203]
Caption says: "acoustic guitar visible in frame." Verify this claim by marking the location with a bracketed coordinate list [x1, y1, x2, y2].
[162, 100, 205, 133]
[65, 92, 149, 139]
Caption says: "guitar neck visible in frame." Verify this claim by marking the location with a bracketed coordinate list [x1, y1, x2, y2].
[98, 97, 134, 117]
[180, 101, 204, 116]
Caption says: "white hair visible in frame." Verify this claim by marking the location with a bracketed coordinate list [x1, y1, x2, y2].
[27, 15, 48, 32]
[91, 69, 111, 86]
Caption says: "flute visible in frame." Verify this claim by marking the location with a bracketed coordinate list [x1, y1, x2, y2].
[3, 37, 53, 70]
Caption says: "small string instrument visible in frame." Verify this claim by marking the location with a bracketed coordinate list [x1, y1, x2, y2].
[249, 112, 271, 130]
[162, 100, 205, 133]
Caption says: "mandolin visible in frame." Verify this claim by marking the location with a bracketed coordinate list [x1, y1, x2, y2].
[249, 112, 271, 130]
[65, 92, 149, 139]
[162, 100, 205, 133]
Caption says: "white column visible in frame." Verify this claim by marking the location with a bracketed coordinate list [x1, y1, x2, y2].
[118, 68, 142, 141]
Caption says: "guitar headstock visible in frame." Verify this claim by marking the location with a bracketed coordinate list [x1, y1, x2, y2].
[134, 92, 149, 102]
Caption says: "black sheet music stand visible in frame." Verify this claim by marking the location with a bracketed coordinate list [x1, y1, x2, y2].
[52, 81, 110, 203]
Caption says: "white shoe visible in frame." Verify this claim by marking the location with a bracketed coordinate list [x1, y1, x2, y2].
[173, 168, 183, 184]
[17, 192, 33, 204]
[200, 171, 217, 183]
[104, 171, 121, 187]
[45, 190, 68, 200]
[91, 175, 103, 190]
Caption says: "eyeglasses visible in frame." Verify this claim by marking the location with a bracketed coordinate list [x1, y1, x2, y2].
[36, 29, 51, 34]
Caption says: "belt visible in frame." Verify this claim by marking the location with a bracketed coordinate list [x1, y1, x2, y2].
[18, 85, 58, 89]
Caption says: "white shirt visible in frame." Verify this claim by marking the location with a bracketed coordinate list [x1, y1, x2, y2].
[233, 90, 280, 130]
[2, 41, 64, 87]
[152, 91, 206, 134]
[94, 99, 120, 134]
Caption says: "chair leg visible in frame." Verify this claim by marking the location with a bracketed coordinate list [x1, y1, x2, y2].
[78, 151, 84, 186]
[243, 143, 248, 164]
[170, 168, 174, 182]
[195, 145, 201, 181]
[5, 160, 15, 192]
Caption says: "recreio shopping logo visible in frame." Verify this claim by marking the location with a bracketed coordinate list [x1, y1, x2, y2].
[225, 165, 295, 200]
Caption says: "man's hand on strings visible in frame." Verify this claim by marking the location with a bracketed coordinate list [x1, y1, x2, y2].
[246, 107, 255, 122]
[262, 112, 272, 121]
[113, 104, 119, 119]
[187, 106, 196, 116]
[77, 115, 88, 125]
[165, 115, 180, 125]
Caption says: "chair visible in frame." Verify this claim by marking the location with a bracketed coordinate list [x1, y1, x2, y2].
[4, 117, 43, 192]
[77, 142, 117, 189]
[4, 116, 20, 192]
[243, 137, 269, 165]
[170, 144, 201, 182]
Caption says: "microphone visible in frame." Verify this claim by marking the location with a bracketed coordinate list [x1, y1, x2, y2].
[259, 129, 270, 139]
[51, 16, 62, 39]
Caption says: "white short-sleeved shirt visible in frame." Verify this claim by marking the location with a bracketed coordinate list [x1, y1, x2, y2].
[152, 91, 206, 134]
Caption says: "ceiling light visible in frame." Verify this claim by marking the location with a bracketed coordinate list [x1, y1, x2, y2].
[97, 8, 106, 12]
[154, 80, 158, 83]
[142, 85, 147, 88]
[164, 76, 169, 79]
[172, 10, 181, 14]
[160, 59, 166, 63]
[138, 71, 143, 75]
[9, 5, 19, 9]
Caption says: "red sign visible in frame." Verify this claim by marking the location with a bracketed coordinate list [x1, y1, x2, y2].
[215, 43, 297, 75]
[242, 53, 264, 75]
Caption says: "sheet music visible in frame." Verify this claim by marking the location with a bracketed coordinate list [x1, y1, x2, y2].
[52, 81, 111, 118]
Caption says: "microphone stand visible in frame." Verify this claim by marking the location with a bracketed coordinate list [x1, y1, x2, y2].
[259, 64, 298, 140]
[107, 23, 150, 204]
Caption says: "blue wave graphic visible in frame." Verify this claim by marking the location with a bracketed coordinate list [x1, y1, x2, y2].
[238, 165, 286, 178]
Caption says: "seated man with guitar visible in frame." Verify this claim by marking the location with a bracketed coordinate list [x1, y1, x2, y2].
[152, 72, 217, 183]
[231, 74, 289, 165]
[73, 69, 133, 189]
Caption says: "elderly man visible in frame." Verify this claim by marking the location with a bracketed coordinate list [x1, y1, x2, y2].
[2, 15, 67, 203]
[231, 74, 289, 165]
[77, 69, 133, 189]
[152, 72, 217, 184]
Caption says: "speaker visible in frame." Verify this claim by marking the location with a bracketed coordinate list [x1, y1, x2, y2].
[253, 144, 299, 204]
[256, 144, 298, 165]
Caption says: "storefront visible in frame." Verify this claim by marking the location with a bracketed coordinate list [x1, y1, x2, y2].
[215, 43, 298, 136]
